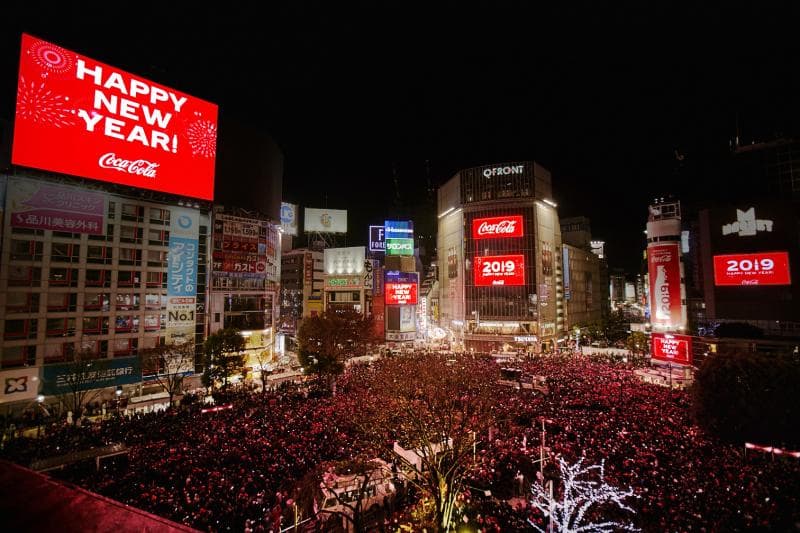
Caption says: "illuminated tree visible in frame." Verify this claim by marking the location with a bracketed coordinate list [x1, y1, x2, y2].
[529, 456, 639, 533]
[343, 354, 500, 532]
[202, 328, 245, 390]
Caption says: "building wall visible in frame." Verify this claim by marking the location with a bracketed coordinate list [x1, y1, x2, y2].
[0, 174, 209, 372]
[562, 243, 604, 329]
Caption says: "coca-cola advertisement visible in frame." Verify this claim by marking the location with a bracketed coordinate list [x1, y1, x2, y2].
[651, 332, 693, 366]
[12, 34, 218, 200]
[472, 215, 524, 239]
[474, 254, 525, 287]
[647, 243, 684, 329]
[713, 252, 791, 286]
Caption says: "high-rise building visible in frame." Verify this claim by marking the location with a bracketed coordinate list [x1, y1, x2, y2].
[437, 161, 563, 353]
[279, 248, 324, 334]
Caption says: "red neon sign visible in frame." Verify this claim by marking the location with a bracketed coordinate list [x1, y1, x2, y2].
[651, 333, 692, 366]
[472, 215, 524, 239]
[474, 254, 525, 286]
[713, 252, 791, 286]
[385, 283, 418, 305]
[12, 34, 218, 200]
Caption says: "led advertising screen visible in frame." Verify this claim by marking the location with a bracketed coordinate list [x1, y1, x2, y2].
[474, 254, 525, 286]
[651, 332, 693, 366]
[384, 220, 414, 239]
[369, 225, 385, 252]
[386, 238, 414, 256]
[305, 208, 347, 233]
[647, 243, 683, 329]
[472, 215, 524, 239]
[713, 252, 791, 286]
[385, 282, 418, 305]
[12, 34, 218, 200]
[280, 203, 298, 236]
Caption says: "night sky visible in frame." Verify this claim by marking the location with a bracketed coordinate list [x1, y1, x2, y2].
[2, 3, 799, 271]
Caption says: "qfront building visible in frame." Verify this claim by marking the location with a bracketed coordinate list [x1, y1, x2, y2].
[437, 162, 565, 353]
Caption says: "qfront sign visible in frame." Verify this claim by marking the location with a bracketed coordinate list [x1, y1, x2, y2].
[12, 34, 218, 200]
[472, 215, 524, 239]
[482, 165, 524, 177]
[713, 252, 791, 286]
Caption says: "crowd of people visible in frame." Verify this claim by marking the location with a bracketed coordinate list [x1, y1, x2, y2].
[1, 353, 799, 532]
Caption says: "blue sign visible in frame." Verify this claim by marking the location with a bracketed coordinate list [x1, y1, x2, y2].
[385, 270, 419, 284]
[562, 246, 571, 301]
[168, 236, 198, 297]
[369, 225, 385, 252]
[42, 356, 141, 396]
[384, 220, 414, 240]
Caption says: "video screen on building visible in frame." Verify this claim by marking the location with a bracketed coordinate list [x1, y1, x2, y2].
[12, 34, 218, 200]
[713, 252, 791, 286]
[385, 282, 418, 305]
[472, 215, 524, 239]
[651, 332, 693, 366]
[474, 254, 525, 286]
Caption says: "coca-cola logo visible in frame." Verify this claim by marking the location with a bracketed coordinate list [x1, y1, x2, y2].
[651, 253, 673, 263]
[478, 220, 517, 236]
[98, 153, 159, 178]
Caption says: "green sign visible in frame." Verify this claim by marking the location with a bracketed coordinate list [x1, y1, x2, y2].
[386, 238, 414, 256]
[42, 356, 141, 396]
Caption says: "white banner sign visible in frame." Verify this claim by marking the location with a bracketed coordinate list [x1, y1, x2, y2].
[0, 367, 40, 403]
[324, 246, 365, 275]
[304, 208, 347, 234]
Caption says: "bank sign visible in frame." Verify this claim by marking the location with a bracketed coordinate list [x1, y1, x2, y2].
[12, 34, 217, 200]
[42, 356, 141, 395]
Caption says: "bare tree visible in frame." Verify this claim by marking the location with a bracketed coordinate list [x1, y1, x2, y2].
[344, 354, 500, 532]
[250, 347, 275, 394]
[52, 349, 113, 422]
[140, 342, 195, 406]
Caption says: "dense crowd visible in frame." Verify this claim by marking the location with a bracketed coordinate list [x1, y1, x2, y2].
[2, 353, 799, 532]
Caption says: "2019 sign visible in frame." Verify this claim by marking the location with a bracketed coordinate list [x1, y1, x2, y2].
[12, 34, 218, 200]
[713, 252, 791, 286]
[474, 254, 525, 286]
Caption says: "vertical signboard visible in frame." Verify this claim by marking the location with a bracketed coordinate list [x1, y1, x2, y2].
[167, 207, 199, 344]
[562, 246, 571, 301]
[280, 202, 298, 236]
[369, 225, 385, 252]
[8, 177, 106, 234]
[647, 243, 683, 329]
[385, 220, 414, 256]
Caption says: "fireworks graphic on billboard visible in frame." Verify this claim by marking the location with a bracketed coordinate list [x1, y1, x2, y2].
[185, 117, 217, 158]
[27, 39, 75, 77]
[16, 76, 75, 128]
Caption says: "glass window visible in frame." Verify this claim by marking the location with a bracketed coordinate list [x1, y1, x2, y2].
[6, 292, 40, 313]
[84, 293, 110, 311]
[115, 293, 140, 310]
[49, 268, 79, 287]
[121, 203, 144, 221]
[118, 247, 142, 265]
[145, 293, 165, 309]
[147, 249, 167, 266]
[51, 242, 79, 262]
[146, 271, 165, 287]
[120, 225, 143, 243]
[1, 346, 35, 368]
[4, 319, 37, 340]
[10, 239, 43, 261]
[117, 271, 140, 287]
[85, 269, 111, 287]
[148, 228, 169, 245]
[87, 245, 112, 264]
[149, 207, 170, 225]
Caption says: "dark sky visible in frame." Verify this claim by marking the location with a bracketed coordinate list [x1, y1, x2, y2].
[2, 3, 799, 271]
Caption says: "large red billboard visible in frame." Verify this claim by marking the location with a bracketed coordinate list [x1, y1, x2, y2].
[472, 215, 524, 239]
[651, 332, 693, 366]
[647, 243, 683, 328]
[12, 34, 217, 200]
[713, 252, 791, 286]
[474, 254, 525, 286]
[385, 282, 418, 305]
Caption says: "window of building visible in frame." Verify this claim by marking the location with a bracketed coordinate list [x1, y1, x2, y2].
[88, 224, 115, 242]
[149, 207, 170, 225]
[52, 231, 81, 239]
[144, 314, 161, 331]
[46, 317, 76, 337]
[51, 242, 80, 262]
[8, 266, 41, 287]
[148, 228, 169, 245]
[118, 247, 142, 266]
[145, 293, 165, 309]
[146, 271, 165, 288]
[119, 225, 143, 244]
[85, 269, 111, 287]
[11, 227, 44, 236]
[1, 345, 35, 368]
[4, 319, 38, 340]
[107, 201, 116, 219]
[10, 239, 44, 261]
[87, 245, 113, 264]
[49, 268, 79, 287]
[113, 337, 138, 356]
[82, 316, 109, 335]
[47, 292, 78, 312]
[6, 292, 40, 314]
[117, 270, 140, 287]
[114, 315, 139, 333]
[147, 249, 168, 267]
[43, 342, 75, 364]
[121, 203, 144, 222]
[115, 293, 140, 310]
[84, 293, 110, 311]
